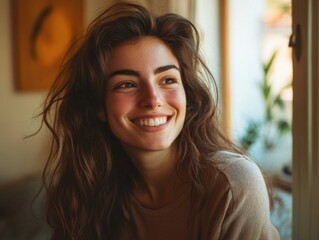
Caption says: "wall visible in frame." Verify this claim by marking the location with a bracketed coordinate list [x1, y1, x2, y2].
[228, 0, 265, 161]
[195, 0, 221, 86]
[0, 0, 110, 184]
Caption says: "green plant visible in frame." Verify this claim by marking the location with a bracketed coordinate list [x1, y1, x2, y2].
[239, 50, 291, 152]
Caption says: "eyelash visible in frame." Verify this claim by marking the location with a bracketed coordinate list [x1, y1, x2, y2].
[115, 82, 136, 89]
[161, 77, 177, 84]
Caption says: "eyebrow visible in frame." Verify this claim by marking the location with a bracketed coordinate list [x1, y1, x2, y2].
[108, 64, 180, 79]
[154, 65, 180, 74]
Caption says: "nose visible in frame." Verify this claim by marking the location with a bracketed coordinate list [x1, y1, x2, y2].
[139, 84, 163, 109]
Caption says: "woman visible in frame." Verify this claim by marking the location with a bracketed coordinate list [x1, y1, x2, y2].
[41, 2, 279, 239]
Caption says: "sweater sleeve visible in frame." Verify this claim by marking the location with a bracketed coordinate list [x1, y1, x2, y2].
[218, 154, 280, 240]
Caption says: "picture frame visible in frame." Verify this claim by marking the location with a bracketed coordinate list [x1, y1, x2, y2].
[12, 0, 84, 91]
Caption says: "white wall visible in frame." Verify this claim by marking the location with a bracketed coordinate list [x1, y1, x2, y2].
[195, 0, 221, 87]
[0, 0, 110, 184]
[228, 0, 265, 160]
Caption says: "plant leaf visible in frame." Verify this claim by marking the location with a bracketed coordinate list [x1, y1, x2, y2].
[261, 81, 272, 100]
[277, 120, 291, 135]
[274, 95, 285, 109]
[263, 50, 278, 76]
[239, 121, 260, 151]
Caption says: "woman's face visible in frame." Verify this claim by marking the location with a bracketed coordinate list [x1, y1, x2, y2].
[104, 36, 186, 154]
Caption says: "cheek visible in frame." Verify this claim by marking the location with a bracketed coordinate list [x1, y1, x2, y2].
[166, 89, 186, 113]
[105, 95, 133, 119]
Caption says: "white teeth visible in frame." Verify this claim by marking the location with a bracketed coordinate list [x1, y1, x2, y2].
[136, 117, 167, 127]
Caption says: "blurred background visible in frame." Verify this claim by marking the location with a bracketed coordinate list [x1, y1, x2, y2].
[0, 0, 292, 239]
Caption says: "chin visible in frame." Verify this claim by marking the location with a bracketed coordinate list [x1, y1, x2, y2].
[141, 144, 172, 151]
[125, 142, 174, 153]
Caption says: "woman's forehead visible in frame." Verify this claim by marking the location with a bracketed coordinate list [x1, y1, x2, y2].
[108, 36, 179, 72]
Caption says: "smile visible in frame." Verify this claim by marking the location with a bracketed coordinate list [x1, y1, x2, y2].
[134, 116, 168, 127]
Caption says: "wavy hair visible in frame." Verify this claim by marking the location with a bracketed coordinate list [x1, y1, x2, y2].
[41, 2, 237, 239]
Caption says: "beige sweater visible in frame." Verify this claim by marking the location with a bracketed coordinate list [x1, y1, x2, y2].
[120, 151, 280, 240]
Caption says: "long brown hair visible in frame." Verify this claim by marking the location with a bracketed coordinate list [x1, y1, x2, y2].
[41, 2, 237, 239]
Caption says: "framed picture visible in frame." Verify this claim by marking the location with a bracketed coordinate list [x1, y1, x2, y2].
[12, 0, 84, 91]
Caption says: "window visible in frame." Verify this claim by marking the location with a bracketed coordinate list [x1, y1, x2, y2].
[226, 0, 293, 238]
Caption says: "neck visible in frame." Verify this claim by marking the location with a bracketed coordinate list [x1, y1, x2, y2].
[126, 144, 178, 185]
[123, 144, 189, 208]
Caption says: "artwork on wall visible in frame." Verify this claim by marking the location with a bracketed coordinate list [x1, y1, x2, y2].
[12, 0, 84, 91]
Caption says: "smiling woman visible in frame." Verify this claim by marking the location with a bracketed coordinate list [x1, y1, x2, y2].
[38, 2, 280, 239]
[104, 37, 186, 153]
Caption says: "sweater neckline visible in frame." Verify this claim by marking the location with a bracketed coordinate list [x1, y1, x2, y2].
[131, 183, 192, 216]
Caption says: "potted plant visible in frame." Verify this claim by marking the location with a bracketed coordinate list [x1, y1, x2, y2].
[238, 50, 291, 174]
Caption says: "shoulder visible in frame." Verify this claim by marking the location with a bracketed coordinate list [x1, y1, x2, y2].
[210, 150, 259, 172]
[209, 150, 266, 190]
[201, 150, 271, 214]
[207, 150, 269, 207]
[202, 151, 279, 239]
[208, 151, 270, 219]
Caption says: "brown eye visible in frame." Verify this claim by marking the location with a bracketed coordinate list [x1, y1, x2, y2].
[115, 82, 136, 89]
[161, 77, 177, 85]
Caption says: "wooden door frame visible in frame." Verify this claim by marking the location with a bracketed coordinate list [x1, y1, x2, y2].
[292, 0, 319, 238]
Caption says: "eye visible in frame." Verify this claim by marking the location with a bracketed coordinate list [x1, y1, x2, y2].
[115, 82, 136, 90]
[161, 77, 177, 85]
